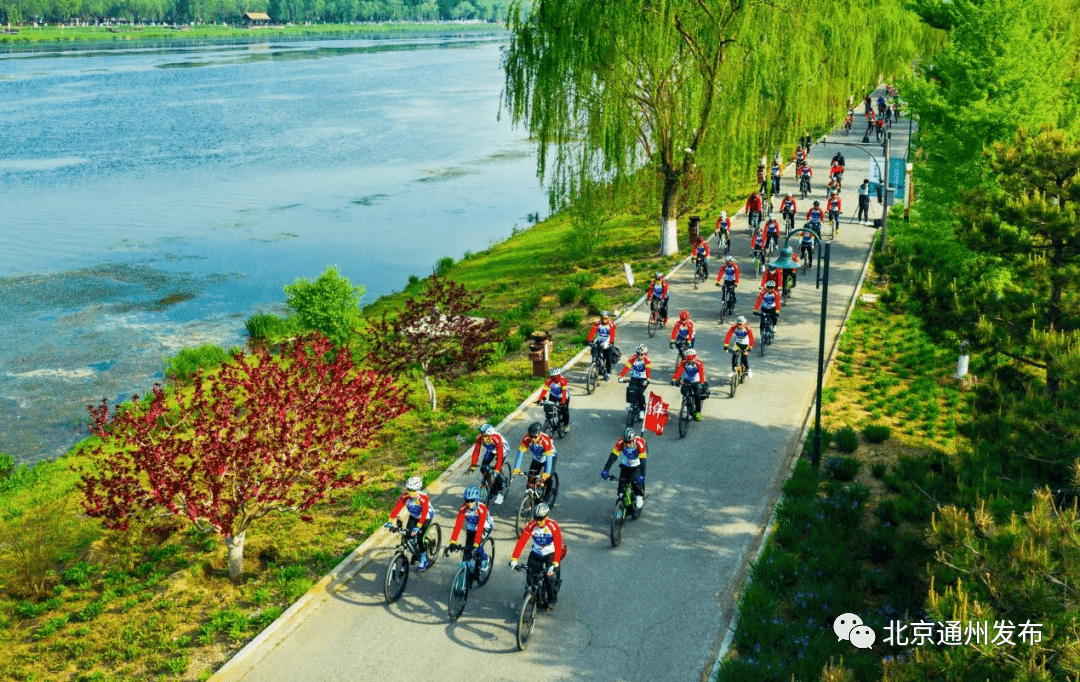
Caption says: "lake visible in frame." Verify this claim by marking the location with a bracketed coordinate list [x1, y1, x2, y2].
[0, 34, 547, 464]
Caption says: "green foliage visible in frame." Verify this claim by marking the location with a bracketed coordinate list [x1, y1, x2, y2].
[0, 498, 99, 599]
[825, 456, 861, 482]
[557, 311, 583, 328]
[0, 452, 13, 478]
[580, 288, 612, 316]
[244, 314, 294, 343]
[284, 266, 365, 347]
[434, 256, 455, 275]
[557, 285, 580, 306]
[862, 423, 891, 443]
[163, 344, 238, 383]
[833, 426, 859, 453]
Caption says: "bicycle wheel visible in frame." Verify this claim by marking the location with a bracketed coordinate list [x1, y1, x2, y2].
[556, 417, 566, 440]
[384, 551, 409, 604]
[678, 397, 690, 438]
[730, 368, 739, 397]
[719, 295, 727, 325]
[544, 472, 559, 507]
[610, 499, 625, 547]
[647, 311, 658, 337]
[424, 523, 442, 566]
[625, 405, 636, 429]
[447, 565, 469, 621]
[542, 418, 555, 437]
[516, 592, 537, 651]
[585, 361, 598, 395]
[476, 536, 495, 586]
[500, 461, 513, 493]
[516, 494, 535, 536]
[478, 481, 490, 506]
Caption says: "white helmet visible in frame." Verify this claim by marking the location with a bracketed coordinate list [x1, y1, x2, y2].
[686, 348, 698, 358]
[406, 476, 423, 491]
[737, 315, 747, 324]
[720, 211, 727, 219]
[768, 213, 775, 220]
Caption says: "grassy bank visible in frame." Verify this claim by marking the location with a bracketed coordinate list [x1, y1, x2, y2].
[0, 22, 505, 45]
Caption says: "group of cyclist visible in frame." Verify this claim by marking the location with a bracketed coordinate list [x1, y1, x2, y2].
[381, 95, 890, 620]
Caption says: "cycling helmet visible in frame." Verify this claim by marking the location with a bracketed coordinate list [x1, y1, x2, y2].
[679, 310, 690, 321]
[767, 263, 776, 271]
[766, 281, 777, 288]
[600, 310, 611, 317]
[813, 200, 821, 207]
[480, 423, 495, 436]
[406, 476, 423, 491]
[720, 211, 728, 218]
[768, 213, 775, 220]
[725, 255, 734, 263]
[785, 192, 792, 197]
[463, 486, 482, 502]
[686, 348, 698, 358]
[549, 366, 562, 377]
[637, 343, 647, 355]
[528, 422, 542, 437]
[623, 427, 635, 442]
[654, 272, 663, 279]
[737, 315, 747, 324]
[533, 502, 551, 520]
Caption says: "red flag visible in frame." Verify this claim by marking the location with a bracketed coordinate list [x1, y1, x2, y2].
[644, 391, 670, 436]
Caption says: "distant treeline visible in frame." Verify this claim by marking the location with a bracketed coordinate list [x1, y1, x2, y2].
[0, 0, 509, 26]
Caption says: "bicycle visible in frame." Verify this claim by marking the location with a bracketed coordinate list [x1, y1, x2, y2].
[646, 298, 665, 337]
[607, 474, 644, 547]
[782, 273, 793, 305]
[719, 282, 736, 325]
[717, 229, 730, 255]
[383, 519, 442, 604]
[467, 461, 512, 506]
[622, 377, 649, 429]
[693, 256, 708, 289]
[540, 399, 567, 439]
[752, 248, 766, 278]
[801, 243, 814, 273]
[747, 209, 762, 232]
[829, 210, 841, 239]
[729, 347, 748, 397]
[674, 379, 706, 438]
[515, 472, 560, 535]
[766, 232, 779, 257]
[584, 339, 607, 395]
[844, 115, 852, 135]
[759, 310, 776, 356]
[512, 562, 559, 650]
[444, 530, 495, 621]
[800, 175, 811, 200]
[782, 210, 795, 236]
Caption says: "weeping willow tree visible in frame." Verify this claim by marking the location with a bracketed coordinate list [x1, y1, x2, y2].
[503, 0, 939, 256]
[502, 0, 748, 255]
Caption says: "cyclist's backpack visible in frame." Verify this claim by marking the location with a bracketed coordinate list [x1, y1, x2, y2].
[609, 345, 621, 365]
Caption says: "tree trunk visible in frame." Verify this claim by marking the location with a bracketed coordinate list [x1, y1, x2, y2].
[1046, 242, 1065, 401]
[225, 530, 246, 580]
[659, 172, 680, 256]
[424, 374, 437, 411]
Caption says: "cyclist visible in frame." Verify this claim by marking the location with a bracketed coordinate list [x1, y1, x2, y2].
[764, 212, 782, 253]
[384, 476, 436, 572]
[793, 144, 807, 175]
[756, 156, 768, 194]
[586, 310, 617, 380]
[806, 200, 826, 235]
[831, 150, 846, 170]
[744, 190, 764, 230]
[778, 246, 800, 293]
[798, 162, 813, 195]
[601, 427, 648, 510]
[618, 343, 651, 422]
[509, 503, 564, 610]
[760, 262, 783, 292]
[514, 422, 557, 499]
[537, 366, 570, 433]
[469, 423, 509, 504]
[671, 347, 708, 421]
[875, 115, 885, 141]
[865, 107, 876, 133]
[856, 179, 871, 225]
[724, 316, 755, 379]
[844, 107, 854, 132]
[715, 255, 740, 308]
[799, 226, 816, 269]
[829, 158, 845, 186]
[780, 192, 798, 230]
[770, 158, 782, 195]
[715, 211, 732, 251]
[670, 309, 696, 349]
[754, 281, 782, 334]
[691, 234, 711, 279]
[447, 487, 494, 573]
[646, 272, 669, 325]
[826, 191, 843, 235]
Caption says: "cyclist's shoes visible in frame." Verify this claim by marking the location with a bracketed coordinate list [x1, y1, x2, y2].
[479, 557, 490, 573]
[727, 372, 735, 378]
[604, 373, 611, 381]
[694, 412, 702, 422]
[639, 410, 646, 421]
[747, 370, 753, 379]
[493, 493, 505, 505]
[635, 495, 644, 509]
[417, 553, 430, 572]
[563, 424, 570, 433]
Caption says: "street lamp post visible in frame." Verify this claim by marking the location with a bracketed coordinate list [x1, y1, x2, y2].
[812, 242, 831, 467]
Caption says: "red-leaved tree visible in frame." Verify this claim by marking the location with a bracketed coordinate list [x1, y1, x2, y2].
[77, 334, 411, 579]
[365, 274, 501, 410]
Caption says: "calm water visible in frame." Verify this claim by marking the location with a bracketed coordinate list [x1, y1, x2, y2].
[0, 35, 547, 464]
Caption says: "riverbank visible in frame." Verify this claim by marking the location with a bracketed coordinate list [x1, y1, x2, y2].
[0, 21, 505, 45]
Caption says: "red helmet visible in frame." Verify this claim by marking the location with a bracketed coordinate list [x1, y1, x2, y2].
[679, 310, 690, 321]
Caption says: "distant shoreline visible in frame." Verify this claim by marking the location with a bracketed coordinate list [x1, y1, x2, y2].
[0, 21, 507, 46]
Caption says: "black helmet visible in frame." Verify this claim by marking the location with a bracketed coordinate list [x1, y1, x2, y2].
[528, 422, 542, 437]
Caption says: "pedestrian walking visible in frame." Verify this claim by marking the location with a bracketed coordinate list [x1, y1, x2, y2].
[856, 179, 871, 224]
[801, 131, 812, 150]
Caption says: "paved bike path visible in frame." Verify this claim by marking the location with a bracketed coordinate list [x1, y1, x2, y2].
[212, 87, 906, 682]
